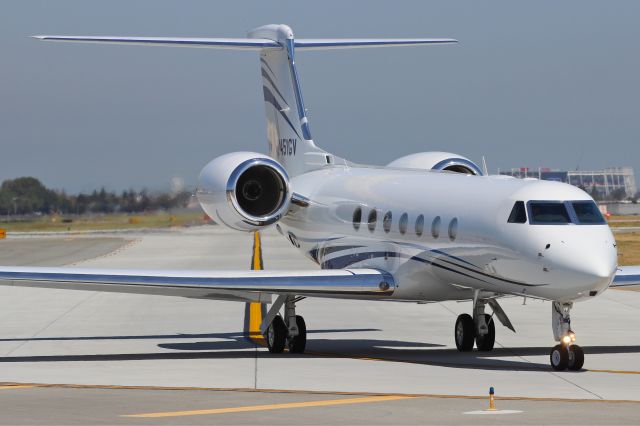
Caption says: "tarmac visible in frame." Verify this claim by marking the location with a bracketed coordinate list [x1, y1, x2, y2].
[0, 225, 639, 424]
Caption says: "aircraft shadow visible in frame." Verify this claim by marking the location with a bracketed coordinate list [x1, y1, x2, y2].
[2, 330, 639, 372]
[0, 328, 379, 343]
[0, 333, 640, 372]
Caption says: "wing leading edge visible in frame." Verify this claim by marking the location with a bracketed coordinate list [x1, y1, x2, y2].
[612, 266, 640, 287]
[0, 266, 394, 302]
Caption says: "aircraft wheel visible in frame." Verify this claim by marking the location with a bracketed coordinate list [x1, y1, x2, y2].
[568, 344, 584, 371]
[455, 314, 475, 351]
[475, 314, 495, 351]
[550, 344, 569, 371]
[266, 315, 287, 353]
[287, 315, 307, 354]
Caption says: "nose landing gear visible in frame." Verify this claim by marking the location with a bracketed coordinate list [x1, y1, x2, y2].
[550, 302, 584, 371]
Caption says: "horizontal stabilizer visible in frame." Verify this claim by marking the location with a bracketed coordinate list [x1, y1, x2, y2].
[33, 36, 457, 51]
[294, 38, 457, 50]
[31, 36, 281, 50]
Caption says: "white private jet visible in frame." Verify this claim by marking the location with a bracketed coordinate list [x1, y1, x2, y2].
[2, 24, 639, 371]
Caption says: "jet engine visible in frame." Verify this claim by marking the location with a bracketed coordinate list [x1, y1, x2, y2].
[387, 152, 483, 175]
[196, 152, 291, 231]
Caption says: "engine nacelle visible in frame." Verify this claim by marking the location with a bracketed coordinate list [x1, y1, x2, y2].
[387, 152, 483, 175]
[196, 152, 291, 231]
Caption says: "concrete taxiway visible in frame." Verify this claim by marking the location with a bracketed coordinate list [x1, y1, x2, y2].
[0, 225, 639, 424]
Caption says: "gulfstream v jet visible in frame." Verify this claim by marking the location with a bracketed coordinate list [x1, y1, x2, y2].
[2, 24, 639, 370]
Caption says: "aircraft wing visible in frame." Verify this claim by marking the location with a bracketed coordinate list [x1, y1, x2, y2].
[0, 266, 394, 302]
[611, 266, 640, 287]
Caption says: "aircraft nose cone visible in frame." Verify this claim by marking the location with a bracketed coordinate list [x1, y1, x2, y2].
[574, 239, 617, 291]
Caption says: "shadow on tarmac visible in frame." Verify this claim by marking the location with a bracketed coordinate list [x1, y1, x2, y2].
[0, 328, 379, 342]
[2, 330, 639, 373]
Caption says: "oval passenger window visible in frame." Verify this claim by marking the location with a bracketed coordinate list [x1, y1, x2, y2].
[431, 216, 441, 239]
[353, 207, 362, 230]
[383, 211, 392, 233]
[368, 209, 377, 232]
[415, 214, 424, 237]
[399, 213, 408, 235]
[448, 218, 458, 241]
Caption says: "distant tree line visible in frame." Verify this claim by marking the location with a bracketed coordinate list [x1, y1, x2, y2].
[0, 177, 192, 216]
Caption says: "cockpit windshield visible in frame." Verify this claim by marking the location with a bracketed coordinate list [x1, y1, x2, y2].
[571, 201, 606, 224]
[521, 200, 606, 225]
[529, 202, 571, 224]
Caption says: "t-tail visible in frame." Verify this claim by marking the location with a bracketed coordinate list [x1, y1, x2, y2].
[33, 25, 456, 176]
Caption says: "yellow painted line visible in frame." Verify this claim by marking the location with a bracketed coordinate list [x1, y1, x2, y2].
[123, 395, 414, 418]
[589, 369, 640, 375]
[252, 230, 263, 270]
[247, 231, 266, 346]
[4, 382, 640, 404]
[0, 385, 34, 390]
[248, 302, 265, 345]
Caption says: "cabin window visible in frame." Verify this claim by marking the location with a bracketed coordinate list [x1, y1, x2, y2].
[415, 214, 424, 237]
[368, 209, 377, 232]
[352, 207, 362, 230]
[448, 218, 458, 241]
[571, 201, 606, 224]
[508, 201, 527, 223]
[399, 213, 408, 235]
[383, 211, 392, 233]
[528, 202, 570, 224]
[431, 216, 441, 239]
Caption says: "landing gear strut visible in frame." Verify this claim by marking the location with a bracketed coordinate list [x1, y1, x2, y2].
[454, 313, 495, 352]
[550, 302, 584, 371]
[454, 292, 502, 352]
[263, 295, 307, 354]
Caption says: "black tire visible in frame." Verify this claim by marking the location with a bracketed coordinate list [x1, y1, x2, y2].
[475, 314, 495, 351]
[266, 315, 287, 353]
[568, 344, 584, 371]
[550, 344, 569, 371]
[287, 315, 307, 354]
[455, 314, 475, 351]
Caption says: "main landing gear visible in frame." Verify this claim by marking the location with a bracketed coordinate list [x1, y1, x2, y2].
[454, 292, 515, 352]
[550, 302, 584, 371]
[262, 295, 307, 354]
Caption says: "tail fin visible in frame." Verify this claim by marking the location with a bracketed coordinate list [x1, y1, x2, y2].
[34, 26, 456, 176]
[249, 25, 331, 176]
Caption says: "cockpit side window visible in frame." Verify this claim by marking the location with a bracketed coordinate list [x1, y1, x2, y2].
[571, 201, 606, 224]
[507, 201, 527, 224]
[528, 201, 571, 224]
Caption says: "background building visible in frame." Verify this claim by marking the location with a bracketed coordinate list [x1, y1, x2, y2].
[498, 167, 637, 200]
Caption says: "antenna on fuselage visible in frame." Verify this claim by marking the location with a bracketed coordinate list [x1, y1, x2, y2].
[482, 156, 489, 176]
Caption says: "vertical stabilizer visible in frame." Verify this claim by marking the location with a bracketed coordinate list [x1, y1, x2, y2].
[249, 25, 329, 176]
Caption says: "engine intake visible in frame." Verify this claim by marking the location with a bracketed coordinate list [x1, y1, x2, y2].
[387, 152, 483, 176]
[231, 160, 289, 219]
[197, 152, 291, 231]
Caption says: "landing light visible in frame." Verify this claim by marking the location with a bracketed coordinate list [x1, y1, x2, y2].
[562, 335, 571, 345]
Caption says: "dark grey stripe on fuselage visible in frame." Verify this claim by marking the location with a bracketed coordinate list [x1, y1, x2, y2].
[320, 249, 543, 287]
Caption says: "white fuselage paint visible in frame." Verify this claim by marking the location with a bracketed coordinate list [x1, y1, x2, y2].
[264, 165, 617, 304]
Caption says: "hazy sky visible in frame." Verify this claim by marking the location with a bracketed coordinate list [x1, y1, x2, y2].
[1, 1, 639, 193]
